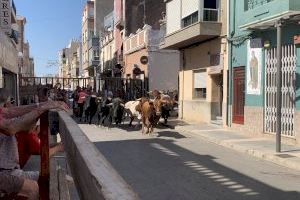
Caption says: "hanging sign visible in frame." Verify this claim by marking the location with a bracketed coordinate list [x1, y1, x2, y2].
[140, 56, 148, 65]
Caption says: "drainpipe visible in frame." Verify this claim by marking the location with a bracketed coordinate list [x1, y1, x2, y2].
[276, 20, 282, 153]
[181, 50, 185, 120]
[227, 0, 236, 126]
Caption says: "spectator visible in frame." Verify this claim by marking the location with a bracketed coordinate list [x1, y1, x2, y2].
[77, 87, 87, 121]
[0, 88, 69, 200]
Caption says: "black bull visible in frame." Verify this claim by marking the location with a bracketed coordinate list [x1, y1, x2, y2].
[97, 98, 124, 127]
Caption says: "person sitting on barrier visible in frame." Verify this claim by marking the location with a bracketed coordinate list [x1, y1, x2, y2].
[0, 88, 69, 200]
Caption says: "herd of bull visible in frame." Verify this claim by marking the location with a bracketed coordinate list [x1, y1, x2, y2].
[78, 91, 177, 134]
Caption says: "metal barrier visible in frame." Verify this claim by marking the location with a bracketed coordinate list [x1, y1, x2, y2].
[39, 111, 139, 200]
[19, 77, 149, 105]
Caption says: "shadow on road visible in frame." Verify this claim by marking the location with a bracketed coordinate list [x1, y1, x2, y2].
[156, 131, 186, 139]
[94, 138, 300, 200]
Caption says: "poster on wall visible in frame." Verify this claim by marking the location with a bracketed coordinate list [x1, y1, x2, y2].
[247, 40, 262, 95]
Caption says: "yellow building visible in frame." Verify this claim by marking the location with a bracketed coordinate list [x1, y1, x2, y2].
[161, 0, 227, 125]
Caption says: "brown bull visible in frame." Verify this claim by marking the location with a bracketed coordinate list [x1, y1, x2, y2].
[139, 96, 166, 134]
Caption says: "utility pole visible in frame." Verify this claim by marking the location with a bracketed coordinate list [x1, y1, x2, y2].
[276, 20, 282, 153]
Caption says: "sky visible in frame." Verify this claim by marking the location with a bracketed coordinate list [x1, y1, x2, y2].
[14, 0, 86, 76]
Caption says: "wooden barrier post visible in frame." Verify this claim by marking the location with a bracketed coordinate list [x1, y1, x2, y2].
[39, 111, 50, 200]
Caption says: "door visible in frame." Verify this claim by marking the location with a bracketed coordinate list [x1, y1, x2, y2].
[264, 45, 296, 137]
[233, 67, 245, 124]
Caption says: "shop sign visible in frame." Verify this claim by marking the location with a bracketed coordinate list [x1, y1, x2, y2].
[0, 0, 11, 34]
[140, 56, 148, 65]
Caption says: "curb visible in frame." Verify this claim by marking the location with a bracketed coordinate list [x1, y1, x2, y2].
[174, 126, 300, 172]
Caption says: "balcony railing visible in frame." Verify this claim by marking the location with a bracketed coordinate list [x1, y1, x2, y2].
[203, 8, 219, 22]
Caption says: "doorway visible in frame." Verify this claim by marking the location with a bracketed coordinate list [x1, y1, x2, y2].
[233, 67, 245, 124]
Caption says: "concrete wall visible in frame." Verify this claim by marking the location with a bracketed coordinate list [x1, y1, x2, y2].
[148, 50, 179, 91]
[166, 0, 181, 35]
[180, 100, 212, 123]
[58, 111, 139, 200]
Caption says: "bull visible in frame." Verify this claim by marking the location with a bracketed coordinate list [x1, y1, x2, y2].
[140, 97, 166, 134]
[98, 97, 124, 127]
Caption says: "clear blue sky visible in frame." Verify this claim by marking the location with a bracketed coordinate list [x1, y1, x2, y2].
[14, 0, 86, 76]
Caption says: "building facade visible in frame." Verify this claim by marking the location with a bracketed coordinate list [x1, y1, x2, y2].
[58, 40, 81, 79]
[0, 0, 19, 101]
[82, 0, 95, 77]
[100, 30, 115, 77]
[114, 0, 125, 68]
[228, 0, 300, 144]
[161, 0, 227, 124]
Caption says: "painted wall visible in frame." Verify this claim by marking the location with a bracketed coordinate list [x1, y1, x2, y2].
[229, 0, 300, 142]
[230, 0, 300, 108]
[166, 0, 181, 35]
[124, 48, 148, 77]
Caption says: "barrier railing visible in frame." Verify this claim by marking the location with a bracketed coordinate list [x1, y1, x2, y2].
[39, 111, 139, 199]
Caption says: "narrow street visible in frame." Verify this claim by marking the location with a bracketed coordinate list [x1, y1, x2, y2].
[79, 123, 300, 200]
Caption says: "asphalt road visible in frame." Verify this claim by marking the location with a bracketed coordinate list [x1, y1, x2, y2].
[79, 123, 300, 200]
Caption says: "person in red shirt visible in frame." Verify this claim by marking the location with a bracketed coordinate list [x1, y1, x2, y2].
[0, 89, 69, 200]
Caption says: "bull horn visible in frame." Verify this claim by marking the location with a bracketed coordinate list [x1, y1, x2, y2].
[107, 103, 113, 106]
[120, 103, 125, 107]
[136, 98, 142, 101]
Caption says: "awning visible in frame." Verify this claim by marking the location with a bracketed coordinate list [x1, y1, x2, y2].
[208, 65, 223, 75]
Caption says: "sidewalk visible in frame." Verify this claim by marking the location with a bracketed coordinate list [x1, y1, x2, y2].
[167, 119, 300, 171]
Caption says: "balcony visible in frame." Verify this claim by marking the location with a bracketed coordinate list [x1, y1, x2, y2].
[89, 56, 100, 68]
[240, 0, 300, 30]
[9, 29, 18, 44]
[161, 21, 222, 50]
[161, 4, 222, 50]
[88, 37, 99, 49]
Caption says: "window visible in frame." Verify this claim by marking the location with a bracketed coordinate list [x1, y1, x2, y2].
[193, 70, 207, 99]
[182, 11, 198, 28]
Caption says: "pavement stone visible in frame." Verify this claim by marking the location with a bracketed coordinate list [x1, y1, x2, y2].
[168, 120, 300, 171]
